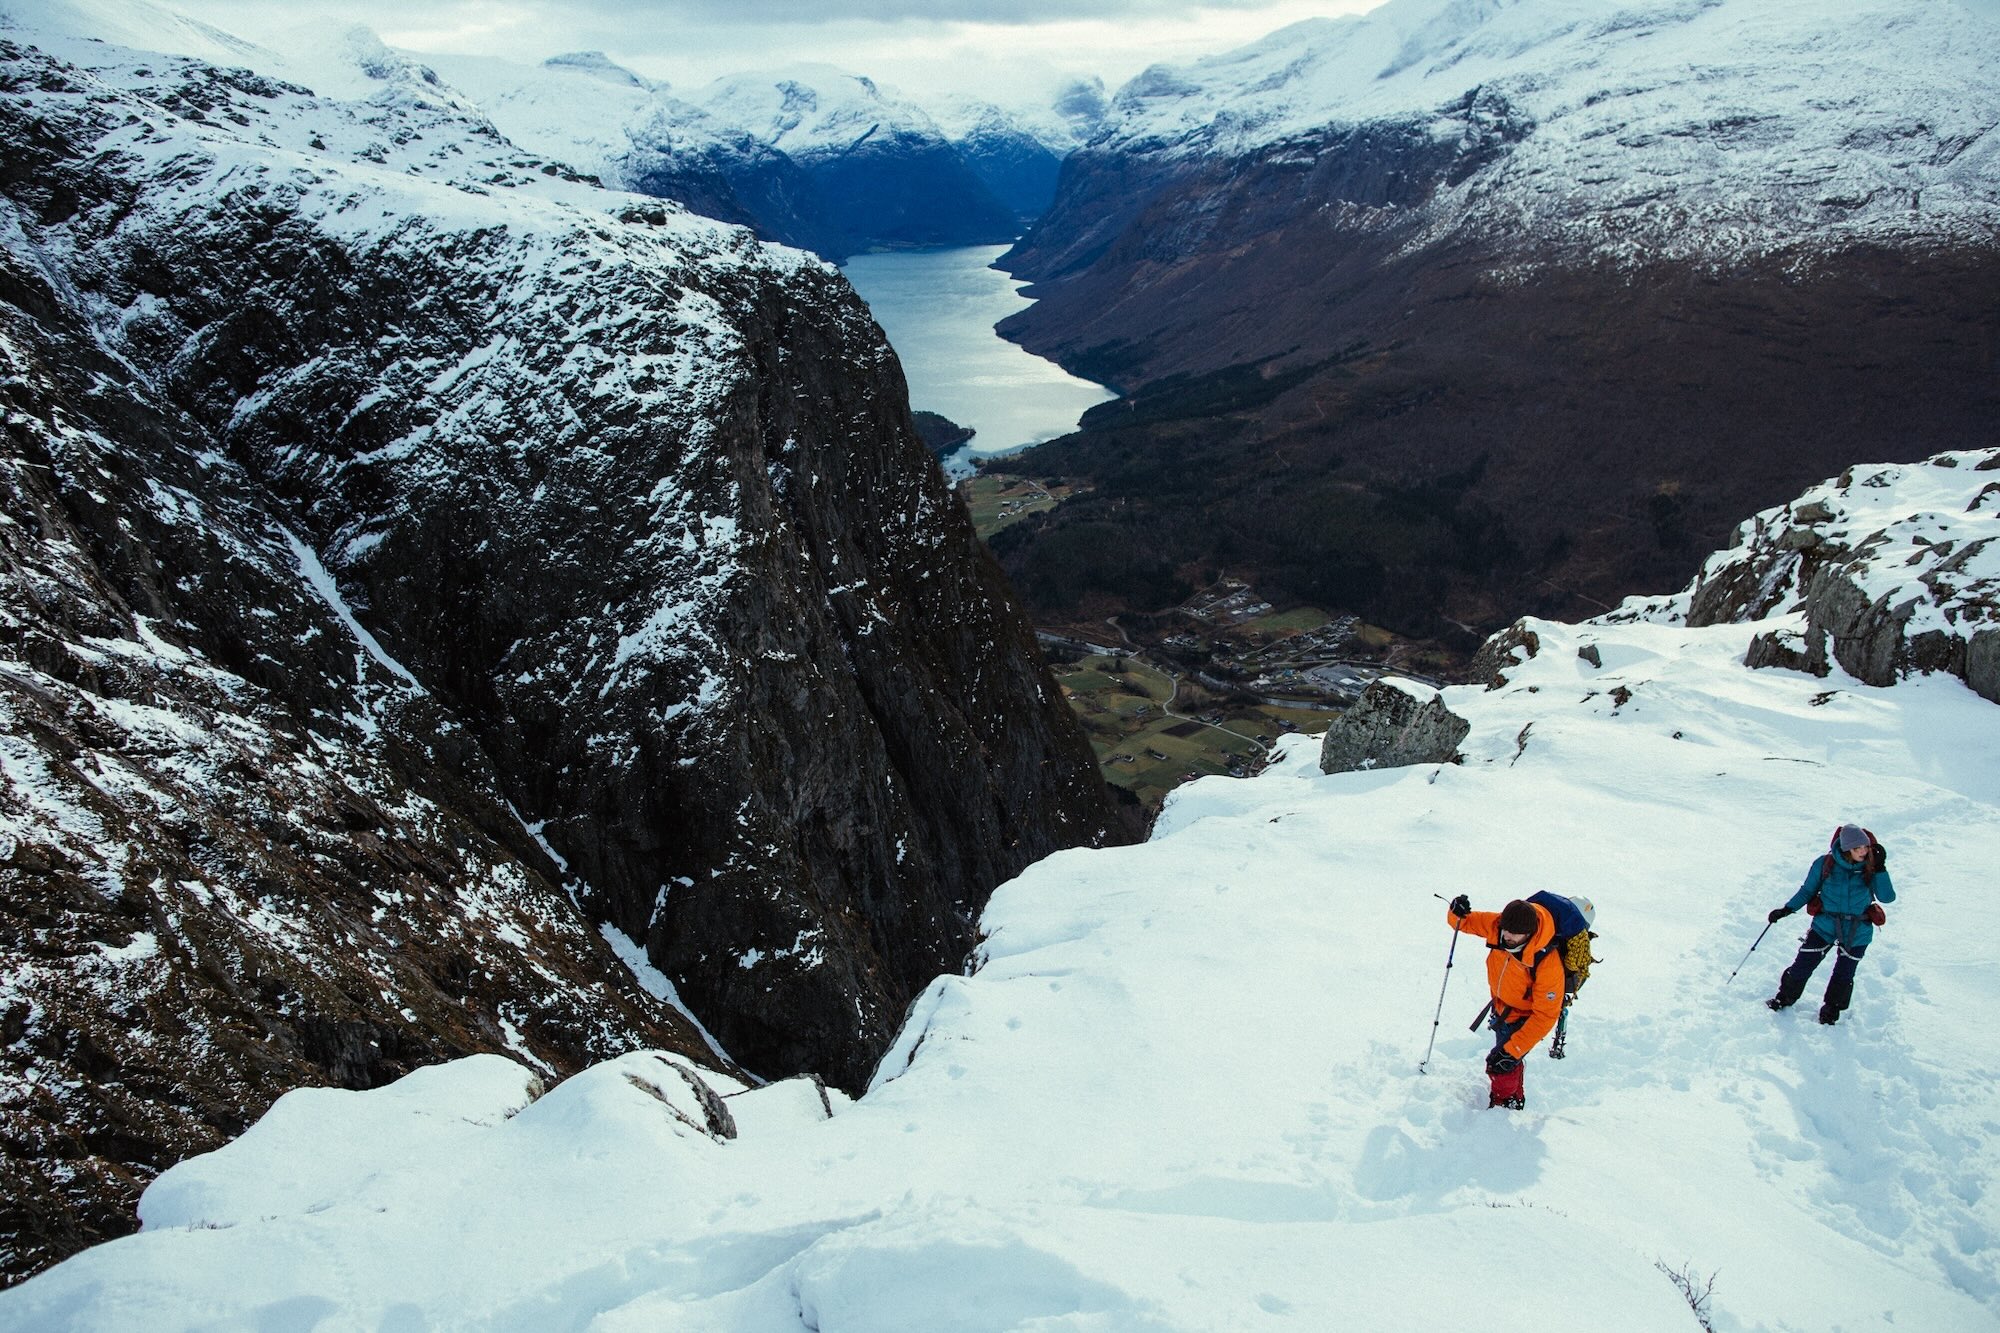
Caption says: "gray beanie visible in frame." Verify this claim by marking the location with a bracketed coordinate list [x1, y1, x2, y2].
[1836, 824, 1871, 851]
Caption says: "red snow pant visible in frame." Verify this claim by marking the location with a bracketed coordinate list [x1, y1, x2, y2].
[1488, 1012, 1527, 1108]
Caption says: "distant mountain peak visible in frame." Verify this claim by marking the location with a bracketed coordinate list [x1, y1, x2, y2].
[543, 50, 654, 90]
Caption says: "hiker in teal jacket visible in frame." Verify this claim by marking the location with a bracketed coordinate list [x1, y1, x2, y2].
[1765, 824, 1896, 1025]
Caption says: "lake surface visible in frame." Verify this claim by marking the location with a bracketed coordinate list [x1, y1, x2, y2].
[840, 245, 1115, 475]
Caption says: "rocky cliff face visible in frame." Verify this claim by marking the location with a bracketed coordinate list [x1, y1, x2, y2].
[937, 106, 1067, 225]
[0, 23, 1119, 1286]
[994, 0, 2000, 642]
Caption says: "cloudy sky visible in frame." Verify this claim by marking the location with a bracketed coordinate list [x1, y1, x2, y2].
[163, 0, 1388, 101]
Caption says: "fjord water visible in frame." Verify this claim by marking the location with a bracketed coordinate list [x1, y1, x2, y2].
[841, 245, 1115, 474]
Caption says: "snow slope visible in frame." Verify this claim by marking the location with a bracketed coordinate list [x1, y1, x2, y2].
[1099, 0, 2000, 262]
[415, 49, 677, 187]
[7, 452, 1998, 1328]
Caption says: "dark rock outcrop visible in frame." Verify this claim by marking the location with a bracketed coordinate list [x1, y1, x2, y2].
[1469, 622, 1542, 689]
[912, 411, 975, 455]
[0, 31, 1121, 1285]
[1317, 680, 1470, 774]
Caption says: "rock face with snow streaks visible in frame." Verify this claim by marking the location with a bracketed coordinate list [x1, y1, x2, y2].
[996, 0, 2000, 640]
[0, 25, 1119, 1286]
[1676, 451, 2000, 701]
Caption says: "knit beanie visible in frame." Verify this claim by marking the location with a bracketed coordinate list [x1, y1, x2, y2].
[1498, 899, 1538, 938]
[1836, 824, 1871, 851]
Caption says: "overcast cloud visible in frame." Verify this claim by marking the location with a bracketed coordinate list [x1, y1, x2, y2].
[166, 0, 1387, 101]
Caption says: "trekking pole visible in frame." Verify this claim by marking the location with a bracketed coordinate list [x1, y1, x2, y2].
[1724, 921, 1774, 987]
[1418, 897, 1462, 1074]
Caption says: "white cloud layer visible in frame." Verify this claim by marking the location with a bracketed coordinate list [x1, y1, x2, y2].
[158, 0, 1389, 100]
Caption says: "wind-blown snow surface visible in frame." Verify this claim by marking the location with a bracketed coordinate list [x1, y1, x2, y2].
[11, 484, 2000, 1328]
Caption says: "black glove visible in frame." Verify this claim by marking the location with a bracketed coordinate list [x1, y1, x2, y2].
[1486, 1049, 1519, 1075]
[1768, 906, 1794, 924]
[1449, 894, 1471, 918]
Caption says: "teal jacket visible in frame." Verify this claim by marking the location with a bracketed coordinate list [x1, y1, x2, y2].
[1782, 849, 1896, 949]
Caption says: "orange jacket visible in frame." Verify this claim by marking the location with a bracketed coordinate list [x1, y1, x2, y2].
[1445, 902, 1566, 1059]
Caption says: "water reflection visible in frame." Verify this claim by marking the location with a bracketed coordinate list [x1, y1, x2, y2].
[841, 245, 1116, 476]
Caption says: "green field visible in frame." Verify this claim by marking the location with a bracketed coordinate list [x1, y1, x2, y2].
[957, 475, 1085, 539]
[1246, 606, 1333, 635]
[1052, 654, 1332, 813]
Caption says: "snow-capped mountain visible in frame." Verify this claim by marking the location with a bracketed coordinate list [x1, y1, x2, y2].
[928, 75, 1110, 154]
[6, 449, 1996, 1329]
[994, 0, 2000, 646]
[421, 49, 850, 258]
[0, 3, 1119, 1287]
[690, 65, 1021, 251]
[1096, 0, 2000, 262]
[415, 54, 1037, 258]
[926, 77, 1112, 222]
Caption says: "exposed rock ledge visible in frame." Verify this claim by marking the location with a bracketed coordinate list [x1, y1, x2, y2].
[1318, 679, 1471, 774]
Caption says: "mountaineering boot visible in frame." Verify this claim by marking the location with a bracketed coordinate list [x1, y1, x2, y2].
[1489, 1094, 1525, 1110]
[1766, 997, 1791, 1011]
[1818, 1005, 1840, 1025]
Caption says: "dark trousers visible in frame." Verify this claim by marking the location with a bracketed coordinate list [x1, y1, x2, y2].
[1776, 931, 1868, 1015]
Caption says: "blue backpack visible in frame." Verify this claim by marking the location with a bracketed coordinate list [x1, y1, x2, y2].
[1527, 891, 1597, 994]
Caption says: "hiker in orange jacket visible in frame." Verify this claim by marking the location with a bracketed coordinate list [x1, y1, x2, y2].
[1446, 895, 1566, 1109]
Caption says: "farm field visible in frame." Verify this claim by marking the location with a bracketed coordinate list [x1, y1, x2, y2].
[957, 474, 1087, 539]
[1050, 654, 1334, 813]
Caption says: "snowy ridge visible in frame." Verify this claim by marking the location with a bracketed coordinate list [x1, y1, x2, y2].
[1097, 0, 2000, 263]
[9, 453, 1997, 1326]
[692, 63, 952, 163]
[418, 49, 729, 193]
[926, 74, 1112, 155]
